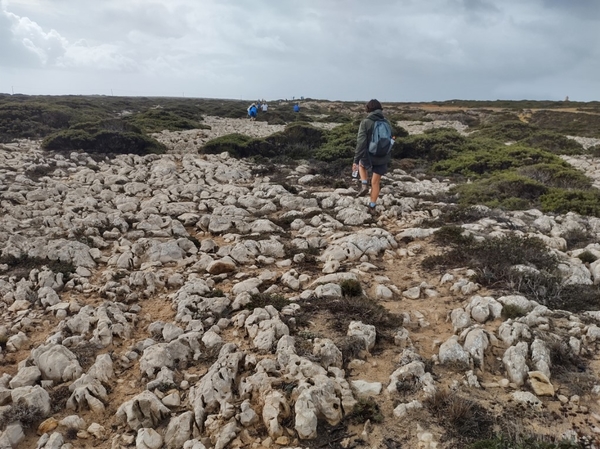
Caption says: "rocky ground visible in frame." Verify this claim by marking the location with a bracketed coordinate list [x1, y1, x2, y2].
[1, 116, 600, 449]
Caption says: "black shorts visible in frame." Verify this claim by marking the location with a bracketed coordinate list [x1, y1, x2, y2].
[359, 159, 388, 176]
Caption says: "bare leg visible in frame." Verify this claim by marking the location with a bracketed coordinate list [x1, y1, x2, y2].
[370, 173, 381, 204]
[358, 164, 369, 183]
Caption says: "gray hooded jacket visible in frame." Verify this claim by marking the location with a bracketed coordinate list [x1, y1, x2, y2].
[353, 109, 392, 166]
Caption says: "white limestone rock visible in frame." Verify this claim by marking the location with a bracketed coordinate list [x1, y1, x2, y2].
[347, 321, 376, 352]
[136, 428, 163, 449]
[116, 391, 170, 431]
[503, 342, 529, 387]
[438, 336, 471, 366]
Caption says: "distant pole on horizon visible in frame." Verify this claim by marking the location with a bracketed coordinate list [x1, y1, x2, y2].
[11, 86, 14, 95]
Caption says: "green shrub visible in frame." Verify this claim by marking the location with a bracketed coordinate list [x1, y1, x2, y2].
[41, 129, 93, 151]
[202, 123, 324, 160]
[540, 189, 600, 217]
[47, 130, 165, 155]
[518, 130, 584, 155]
[0, 101, 75, 141]
[422, 233, 600, 311]
[70, 118, 142, 134]
[313, 122, 357, 161]
[345, 398, 383, 424]
[126, 109, 208, 133]
[501, 304, 527, 320]
[473, 120, 535, 141]
[577, 251, 598, 264]
[201, 133, 255, 157]
[276, 122, 324, 148]
[393, 128, 471, 161]
[529, 110, 600, 138]
[433, 145, 563, 177]
[314, 112, 352, 123]
[247, 293, 289, 310]
[452, 172, 548, 209]
[340, 279, 362, 297]
[516, 163, 591, 189]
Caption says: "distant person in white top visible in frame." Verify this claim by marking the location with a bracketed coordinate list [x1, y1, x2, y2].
[261, 103, 268, 112]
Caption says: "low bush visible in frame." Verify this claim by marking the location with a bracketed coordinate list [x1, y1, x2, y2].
[0, 255, 76, 281]
[516, 163, 591, 189]
[529, 110, 600, 138]
[126, 109, 209, 133]
[299, 295, 403, 335]
[313, 122, 358, 161]
[70, 118, 142, 134]
[201, 133, 256, 157]
[433, 145, 562, 177]
[501, 304, 527, 320]
[345, 398, 383, 424]
[202, 123, 325, 160]
[0, 400, 45, 430]
[246, 293, 289, 310]
[518, 130, 585, 155]
[452, 172, 548, 209]
[423, 232, 600, 311]
[42, 127, 166, 155]
[314, 112, 352, 123]
[393, 128, 471, 162]
[424, 389, 494, 444]
[473, 120, 535, 142]
[540, 189, 600, 217]
[577, 251, 598, 264]
[0, 101, 76, 142]
[339, 279, 362, 297]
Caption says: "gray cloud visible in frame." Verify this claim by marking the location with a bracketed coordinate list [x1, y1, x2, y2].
[0, 0, 598, 100]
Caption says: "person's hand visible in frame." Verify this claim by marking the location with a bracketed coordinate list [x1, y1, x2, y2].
[352, 163, 358, 171]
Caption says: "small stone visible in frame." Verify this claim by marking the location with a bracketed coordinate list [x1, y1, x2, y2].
[402, 286, 421, 299]
[528, 371, 554, 396]
[275, 436, 290, 445]
[162, 392, 181, 407]
[87, 423, 106, 439]
[37, 417, 59, 435]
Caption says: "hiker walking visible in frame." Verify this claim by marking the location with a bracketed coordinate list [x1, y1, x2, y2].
[352, 99, 394, 216]
[261, 102, 268, 113]
[247, 103, 258, 120]
[293, 103, 300, 113]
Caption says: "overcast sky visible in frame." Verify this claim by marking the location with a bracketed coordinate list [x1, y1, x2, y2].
[1, 0, 599, 102]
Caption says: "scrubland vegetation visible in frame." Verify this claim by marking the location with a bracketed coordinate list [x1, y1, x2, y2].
[3, 95, 600, 448]
[3, 94, 600, 218]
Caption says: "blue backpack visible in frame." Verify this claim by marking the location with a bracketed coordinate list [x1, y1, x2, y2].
[368, 120, 393, 157]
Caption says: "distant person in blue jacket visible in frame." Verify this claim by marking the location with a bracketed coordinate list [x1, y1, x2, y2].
[247, 103, 257, 120]
[293, 103, 300, 113]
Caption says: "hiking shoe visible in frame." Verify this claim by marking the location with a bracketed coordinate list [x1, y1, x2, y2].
[367, 206, 378, 217]
[356, 184, 369, 197]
